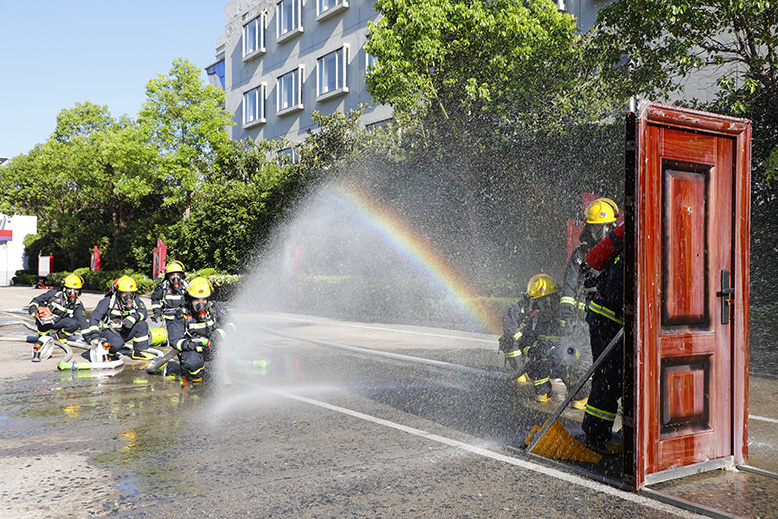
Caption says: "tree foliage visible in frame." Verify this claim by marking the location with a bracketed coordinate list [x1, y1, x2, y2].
[365, 0, 612, 136]
[590, 0, 778, 116]
[138, 58, 234, 206]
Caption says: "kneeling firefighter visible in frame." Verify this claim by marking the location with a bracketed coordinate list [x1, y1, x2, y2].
[512, 274, 589, 408]
[83, 275, 154, 360]
[164, 277, 233, 384]
[28, 274, 89, 362]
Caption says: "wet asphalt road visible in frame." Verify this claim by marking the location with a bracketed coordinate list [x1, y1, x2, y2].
[2, 288, 777, 518]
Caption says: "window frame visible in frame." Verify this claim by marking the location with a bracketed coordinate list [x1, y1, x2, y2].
[316, 0, 349, 21]
[277, 66, 305, 116]
[365, 45, 378, 73]
[242, 13, 267, 61]
[276, 0, 304, 43]
[316, 45, 349, 101]
[243, 83, 267, 128]
[277, 147, 299, 165]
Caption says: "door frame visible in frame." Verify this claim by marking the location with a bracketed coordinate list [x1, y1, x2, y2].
[623, 101, 751, 489]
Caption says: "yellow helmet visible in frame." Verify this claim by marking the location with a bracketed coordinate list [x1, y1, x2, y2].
[165, 261, 185, 275]
[527, 274, 557, 299]
[63, 274, 83, 290]
[116, 275, 138, 292]
[584, 199, 618, 224]
[187, 277, 213, 299]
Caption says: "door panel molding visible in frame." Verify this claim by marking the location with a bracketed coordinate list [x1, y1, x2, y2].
[624, 101, 751, 489]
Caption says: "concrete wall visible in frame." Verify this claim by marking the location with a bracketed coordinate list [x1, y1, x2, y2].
[0, 214, 37, 286]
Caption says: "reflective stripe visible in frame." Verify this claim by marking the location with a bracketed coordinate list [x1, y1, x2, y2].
[538, 334, 561, 343]
[513, 331, 523, 341]
[533, 377, 550, 387]
[560, 296, 575, 306]
[576, 301, 587, 310]
[505, 350, 522, 359]
[133, 334, 150, 343]
[587, 301, 623, 325]
[585, 404, 617, 422]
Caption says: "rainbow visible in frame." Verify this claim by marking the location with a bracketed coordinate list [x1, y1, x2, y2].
[324, 183, 501, 334]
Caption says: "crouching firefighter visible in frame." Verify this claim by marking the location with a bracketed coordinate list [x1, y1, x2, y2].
[498, 294, 531, 385]
[164, 277, 233, 384]
[83, 275, 154, 361]
[28, 274, 89, 362]
[510, 274, 589, 409]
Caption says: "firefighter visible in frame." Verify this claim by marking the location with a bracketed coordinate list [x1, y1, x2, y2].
[164, 277, 233, 384]
[498, 293, 532, 385]
[511, 274, 589, 408]
[559, 197, 619, 323]
[28, 273, 89, 362]
[83, 275, 154, 360]
[582, 220, 625, 455]
[150, 261, 188, 346]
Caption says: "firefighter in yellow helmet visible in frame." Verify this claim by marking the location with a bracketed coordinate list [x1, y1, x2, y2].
[83, 275, 154, 360]
[150, 261, 188, 346]
[162, 277, 233, 384]
[559, 198, 619, 322]
[28, 273, 89, 362]
[501, 274, 588, 407]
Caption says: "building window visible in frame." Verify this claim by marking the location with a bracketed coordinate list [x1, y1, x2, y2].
[276, 0, 303, 43]
[365, 47, 378, 73]
[317, 0, 348, 21]
[243, 14, 266, 60]
[317, 46, 349, 101]
[278, 147, 299, 165]
[277, 66, 304, 115]
[243, 84, 267, 127]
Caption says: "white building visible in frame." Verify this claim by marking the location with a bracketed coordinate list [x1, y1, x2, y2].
[0, 214, 37, 286]
[209, 0, 393, 154]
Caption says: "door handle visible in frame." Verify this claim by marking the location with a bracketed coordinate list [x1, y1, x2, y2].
[717, 269, 735, 325]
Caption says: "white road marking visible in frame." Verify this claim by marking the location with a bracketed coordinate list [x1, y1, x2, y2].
[265, 313, 497, 343]
[276, 389, 705, 519]
[750, 414, 778, 424]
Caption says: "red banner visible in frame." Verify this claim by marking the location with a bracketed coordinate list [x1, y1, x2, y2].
[90, 245, 101, 271]
[152, 238, 167, 279]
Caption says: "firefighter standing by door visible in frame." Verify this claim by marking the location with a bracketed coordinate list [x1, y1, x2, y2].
[559, 198, 619, 324]
[28, 274, 89, 362]
[582, 220, 625, 455]
[83, 275, 154, 360]
[507, 274, 589, 408]
[150, 261, 188, 346]
[164, 277, 233, 384]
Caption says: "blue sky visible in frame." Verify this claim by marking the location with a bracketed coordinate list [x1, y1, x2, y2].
[0, 0, 226, 161]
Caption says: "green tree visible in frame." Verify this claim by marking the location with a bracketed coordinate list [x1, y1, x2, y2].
[138, 58, 234, 207]
[365, 0, 608, 134]
[589, 0, 778, 118]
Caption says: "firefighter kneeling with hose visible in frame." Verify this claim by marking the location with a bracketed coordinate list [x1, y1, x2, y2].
[162, 277, 233, 384]
[83, 275, 155, 361]
[28, 274, 89, 362]
[503, 274, 589, 408]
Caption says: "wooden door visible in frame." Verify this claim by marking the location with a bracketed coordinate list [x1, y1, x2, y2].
[624, 102, 751, 489]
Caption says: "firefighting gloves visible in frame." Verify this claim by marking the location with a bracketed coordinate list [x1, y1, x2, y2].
[153, 309, 162, 321]
[122, 310, 140, 329]
[195, 337, 210, 353]
[188, 337, 210, 353]
[176, 337, 211, 353]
